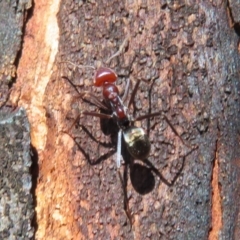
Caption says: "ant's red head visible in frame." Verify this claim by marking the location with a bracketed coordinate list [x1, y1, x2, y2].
[94, 67, 117, 87]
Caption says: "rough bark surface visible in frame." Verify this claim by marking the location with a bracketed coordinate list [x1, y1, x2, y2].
[0, 108, 33, 239]
[0, 1, 34, 239]
[9, 0, 240, 239]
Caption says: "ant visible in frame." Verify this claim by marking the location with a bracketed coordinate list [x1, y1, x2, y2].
[61, 63, 191, 169]
[60, 42, 196, 225]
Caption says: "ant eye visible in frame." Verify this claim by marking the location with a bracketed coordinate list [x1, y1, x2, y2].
[94, 67, 117, 87]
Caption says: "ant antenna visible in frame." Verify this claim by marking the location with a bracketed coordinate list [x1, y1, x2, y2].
[60, 34, 130, 71]
[59, 61, 95, 71]
[105, 35, 130, 65]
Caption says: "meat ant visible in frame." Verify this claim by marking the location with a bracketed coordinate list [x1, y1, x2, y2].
[60, 41, 196, 225]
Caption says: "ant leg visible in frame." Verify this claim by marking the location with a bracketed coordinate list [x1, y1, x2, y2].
[128, 78, 149, 108]
[62, 75, 109, 110]
[68, 93, 109, 111]
[64, 115, 81, 134]
[135, 112, 193, 149]
[64, 111, 112, 134]
[116, 130, 122, 168]
[128, 79, 141, 108]
[70, 93, 104, 109]
[122, 78, 131, 103]
[81, 92, 109, 110]
[144, 158, 173, 186]
[82, 111, 112, 119]
[117, 166, 133, 227]
[64, 122, 116, 165]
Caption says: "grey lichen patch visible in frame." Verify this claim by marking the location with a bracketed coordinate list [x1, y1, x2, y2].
[0, 108, 34, 239]
[0, 0, 32, 107]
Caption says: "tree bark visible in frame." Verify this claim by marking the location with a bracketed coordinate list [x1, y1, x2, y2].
[0, 1, 34, 239]
[8, 0, 240, 239]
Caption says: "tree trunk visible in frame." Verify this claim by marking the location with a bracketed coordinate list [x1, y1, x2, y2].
[8, 0, 240, 239]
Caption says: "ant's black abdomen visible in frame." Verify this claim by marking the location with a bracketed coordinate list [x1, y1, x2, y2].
[123, 126, 151, 160]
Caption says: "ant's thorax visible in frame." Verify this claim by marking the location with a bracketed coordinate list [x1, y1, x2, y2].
[102, 82, 131, 130]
